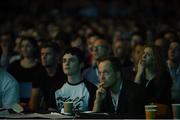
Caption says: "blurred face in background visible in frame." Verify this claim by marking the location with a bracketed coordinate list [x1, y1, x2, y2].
[21, 39, 34, 58]
[113, 40, 125, 58]
[87, 36, 97, 53]
[132, 44, 144, 65]
[47, 24, 59, 39]
[168, 42, 180, 62]
[154, 38, 164, 47]
[14, 37, 22, 53]
[92, 39, 109, 60]
[164, 32, 176, 42]
[41, 47, 57, 67]
[130, 35, 142, 48]
[71, 37, 84, 51]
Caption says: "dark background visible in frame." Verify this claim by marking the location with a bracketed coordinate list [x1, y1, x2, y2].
[0, 0, 179, 18]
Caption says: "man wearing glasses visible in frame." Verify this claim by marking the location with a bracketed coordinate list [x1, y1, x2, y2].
[83, 38, 110, 86]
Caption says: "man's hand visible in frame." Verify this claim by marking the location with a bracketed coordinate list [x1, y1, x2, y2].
[134, 59, 145, 84]
[95, 82, 106, 102]
[137, 59, 145, 75]
[92, 82, 106, 112]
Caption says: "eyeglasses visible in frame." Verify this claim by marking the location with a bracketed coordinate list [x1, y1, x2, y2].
[93, 45, 108, 51]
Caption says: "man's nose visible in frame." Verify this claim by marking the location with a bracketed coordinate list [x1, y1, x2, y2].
[99, 74, 104, 81]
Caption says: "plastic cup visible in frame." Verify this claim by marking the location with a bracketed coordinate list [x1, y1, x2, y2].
[145, 105, 157, 119]
[64, 102, 73, 114]
[172, 104, 180, 119]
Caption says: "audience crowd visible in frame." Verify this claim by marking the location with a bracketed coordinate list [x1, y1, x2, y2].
[0, 4, 180, 118]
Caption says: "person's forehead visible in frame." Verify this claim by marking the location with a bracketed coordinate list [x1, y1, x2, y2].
[132, 35, 141, 40]
[63, 53, 77, 59]
[22, 39, 31, 44]
[41, 47, 53, 52]
[135, 45, 144, 51]
[94, 39, 107, 46]
[99, 60, 112, 69]
[144, 47, 153, 53]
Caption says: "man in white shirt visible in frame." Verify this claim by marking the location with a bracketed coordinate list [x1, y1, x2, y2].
[0, 68, 19, 109]
[55, 47, 97, 112]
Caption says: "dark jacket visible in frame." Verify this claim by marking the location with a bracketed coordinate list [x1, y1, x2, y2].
[100, 80, 145, 118]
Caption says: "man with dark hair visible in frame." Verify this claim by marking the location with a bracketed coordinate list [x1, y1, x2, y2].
[93, 57, 145, 118]
[83, 38, 111, 86]
[55, 47, 97, 112]
[167, 41, 180, 103]
[40, 42, 66, 111]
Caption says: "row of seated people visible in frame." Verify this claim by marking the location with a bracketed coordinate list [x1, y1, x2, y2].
[1, 37, 180, 118]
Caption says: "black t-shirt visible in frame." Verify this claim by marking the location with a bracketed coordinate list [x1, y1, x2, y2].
[8, 60, 45, 103]
[100, 80, 145, 118]
[141, 70, 172, 104]
[41, 65, 67, 109]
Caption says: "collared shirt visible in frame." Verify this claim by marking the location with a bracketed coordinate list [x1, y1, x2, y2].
[167, 62, 180, 102]
[111, 80, 123, 112]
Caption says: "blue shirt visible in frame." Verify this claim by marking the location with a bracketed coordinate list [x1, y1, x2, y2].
[167, 62, 180, 102]
[82, 65, 99, 87]
[0, 68, 19, 108]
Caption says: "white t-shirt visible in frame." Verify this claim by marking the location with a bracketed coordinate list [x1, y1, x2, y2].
[55, 82, 90, 112]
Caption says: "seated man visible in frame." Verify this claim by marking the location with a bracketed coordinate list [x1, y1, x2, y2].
[83, 38, 110, 86]
[40, 42, 66, 111]
[93, 57, 145, 118]
[167, 41, 180, 103]
[0, 68, 19, 109]
[55, 47, 97, 112]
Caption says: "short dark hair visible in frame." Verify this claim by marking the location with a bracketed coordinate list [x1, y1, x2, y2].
[41, 42, 61, 55]
[98, 56, 121, 73]
[62, 47, 84, 64]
